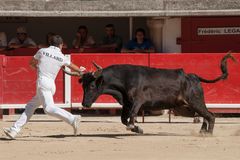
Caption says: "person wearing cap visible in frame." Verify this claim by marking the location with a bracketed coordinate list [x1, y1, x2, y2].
[8, 26, 37, 49]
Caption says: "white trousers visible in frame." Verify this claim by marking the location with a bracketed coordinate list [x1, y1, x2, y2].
[11, 77, 75, 133]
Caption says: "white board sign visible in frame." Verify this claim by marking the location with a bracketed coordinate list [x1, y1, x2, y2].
[198, 27, 240, 35]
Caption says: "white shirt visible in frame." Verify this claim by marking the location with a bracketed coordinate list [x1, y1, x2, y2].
[0, 32, 7, 47]
[34, 46, 70, 81]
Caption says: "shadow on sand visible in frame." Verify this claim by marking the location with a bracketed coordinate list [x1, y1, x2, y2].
[35, 131, 187, 139]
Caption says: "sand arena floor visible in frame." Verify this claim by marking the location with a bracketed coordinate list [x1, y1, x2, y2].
[0, 115, 240, 160]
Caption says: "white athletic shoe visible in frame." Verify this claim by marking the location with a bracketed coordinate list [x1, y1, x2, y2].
[3, 128, 17, 140]
[72, 115, 81, 136]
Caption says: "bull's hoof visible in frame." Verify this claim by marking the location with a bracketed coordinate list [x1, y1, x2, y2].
[131, 126, 144, 134]
[199, 129, 207, 134]
[199, 130, 212, 136]
[126, 124, 135, 130]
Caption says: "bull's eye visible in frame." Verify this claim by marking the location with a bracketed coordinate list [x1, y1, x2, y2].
[90, 84, 96, 89]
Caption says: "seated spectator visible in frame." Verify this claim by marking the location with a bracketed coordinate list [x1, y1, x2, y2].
[100, 24, 122, 53]
[0, 32, 7, 51]
[121, 28, 155, 53]
[8, 26, 37, 49]
[72, 25, 95, 48]
[38, 32, 67, 48]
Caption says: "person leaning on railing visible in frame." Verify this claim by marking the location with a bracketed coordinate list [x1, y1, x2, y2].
[121, 28, 155, 53]
[99, 24, 123, 53]
[0, 32, 7, 51]
[72, 25, 96, 49]
[8, 26, 37, 49]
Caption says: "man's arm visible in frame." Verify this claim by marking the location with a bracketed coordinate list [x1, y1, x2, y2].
[29, 57, 38, 69]
[67, 62, 82, 73]
[65, 62, 86, 76]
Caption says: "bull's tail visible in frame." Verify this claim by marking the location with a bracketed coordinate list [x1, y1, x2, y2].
[196, 52, 237, 83]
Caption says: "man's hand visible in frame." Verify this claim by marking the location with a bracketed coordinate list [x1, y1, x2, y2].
[76, 32, 81, 39]
[79, 66, 86, 72]
[68, 63, 87, 75]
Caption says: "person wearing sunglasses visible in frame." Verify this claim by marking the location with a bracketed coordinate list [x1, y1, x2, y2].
[8, 26, 37, 49]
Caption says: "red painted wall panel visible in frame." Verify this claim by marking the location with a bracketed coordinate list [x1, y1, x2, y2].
[1, 53, 64, 104]
[71, 53, 149, 103]
[181, 17, 240, 53]
[150, 53, 240, 103]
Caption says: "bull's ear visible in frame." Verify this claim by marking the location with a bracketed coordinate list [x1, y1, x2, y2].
[96, 76, 104, 87]
[79, 78, 83, 83]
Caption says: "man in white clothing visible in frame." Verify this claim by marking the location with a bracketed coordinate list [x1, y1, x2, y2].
[3, 35, 84, 139]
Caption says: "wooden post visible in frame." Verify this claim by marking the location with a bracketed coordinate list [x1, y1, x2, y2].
[142, 110, 145, 123]
[0, 109, 3, 120]
[168, 109, 171, 123]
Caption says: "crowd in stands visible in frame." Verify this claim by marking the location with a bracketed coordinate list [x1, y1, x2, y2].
[0, 24, 155, 53]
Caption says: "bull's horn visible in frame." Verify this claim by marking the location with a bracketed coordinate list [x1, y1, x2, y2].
[92, 61, 103, 70]
[62, 68, 82, 77]
[92, 69, 102, 78]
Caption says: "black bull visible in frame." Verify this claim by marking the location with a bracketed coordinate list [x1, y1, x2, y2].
[65, 53, 236, 134]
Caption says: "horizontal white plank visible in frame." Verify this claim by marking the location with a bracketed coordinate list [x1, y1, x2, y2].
[0, 103, 71, 109]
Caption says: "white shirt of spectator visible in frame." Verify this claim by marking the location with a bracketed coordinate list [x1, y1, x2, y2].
[0, 32, 7, 47]
[8, 37, 36, 46]
[34, 46, 70, 81]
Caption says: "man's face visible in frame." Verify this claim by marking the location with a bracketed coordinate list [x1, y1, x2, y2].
[78, 28, 87, 38]
[59, 43, 63, 50]
[105, 27, 114, 37]
[17, 32, 27, 41]
[135, 32, 144, 41]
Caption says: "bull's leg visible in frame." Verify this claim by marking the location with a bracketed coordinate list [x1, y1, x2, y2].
[127, 102, 143, 134]
[191, 103, 215, 134]
[121, 106, 129, 126]
[200, 118, 208, 133]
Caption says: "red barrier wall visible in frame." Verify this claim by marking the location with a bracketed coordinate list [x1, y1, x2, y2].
[150, 53, 240, 103]
[1, 51, 239, 114]
[71, 53, 149, 103]
[1, 51, 64, 104]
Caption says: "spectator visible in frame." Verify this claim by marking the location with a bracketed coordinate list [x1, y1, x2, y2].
[121, 28, 155, 53]
[8, 26, 37, 49]
[100, 24, 122, 53]
[72, 25, 95, 48]
[0, 32, 7, 51]
[38, 32, 67, 48]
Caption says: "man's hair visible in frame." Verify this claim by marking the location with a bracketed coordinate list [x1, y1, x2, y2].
[105, 24, 115, 29]
[78, 25, 88, 31]
[135, 28, 146, 36]
[50, 35, 63, 47]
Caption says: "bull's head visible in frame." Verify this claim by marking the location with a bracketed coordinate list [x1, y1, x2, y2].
[80, 62, 104, 107]
[62, 62, 104, 108]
